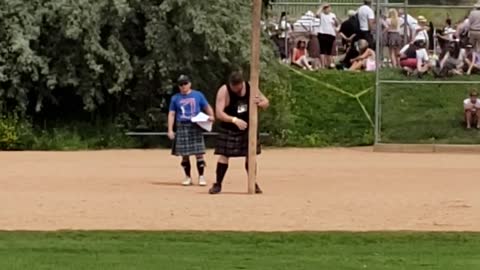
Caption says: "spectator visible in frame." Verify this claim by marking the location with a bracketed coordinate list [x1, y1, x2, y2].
[466, 43, 480, 74]
[339, 10, 357, 52]
[276, 12, 292, 61]
[414, 16, 429, 47]
[384, 8, 403, 68]
[438, 41, 467, 76]
[467, 1, 480, 53]
[398, 8, 417, 42]
[292, 40, 314, 70]
[464, 90, 480, 129]
[316, 3, 339, 69]
[457, 15, 470, 46]
[337, 40, 360, 70]
[357, 0, 375, 49]
[437, 18, 456, 58]
[292, 10, 320, 67]
[399, 40, 430, 76]
[349, 39, 376, 71]
[309, 15, 322, 69]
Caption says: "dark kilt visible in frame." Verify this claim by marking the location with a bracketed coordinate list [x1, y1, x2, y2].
[171, 122, 206, 156]
[214, 128, 261, 158]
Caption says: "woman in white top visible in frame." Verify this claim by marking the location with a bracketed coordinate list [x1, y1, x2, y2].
[384, 9, 403, 68]
[414, 16, 430, 48]
[316, 4, 339, 68]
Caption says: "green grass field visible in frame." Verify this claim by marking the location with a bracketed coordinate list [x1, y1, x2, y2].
[379, 69, 480, 144]
[1, 231, 480, 270]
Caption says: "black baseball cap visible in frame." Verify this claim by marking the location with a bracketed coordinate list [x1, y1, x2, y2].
[177, 75, 191, 85]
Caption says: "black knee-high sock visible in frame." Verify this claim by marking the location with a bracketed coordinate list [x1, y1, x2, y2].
[196, 158, 206, 176]
[216, 163, 228, 184]
[181, 157, 191, 178]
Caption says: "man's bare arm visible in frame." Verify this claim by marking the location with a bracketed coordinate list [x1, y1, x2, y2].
[257, 90, 270, 109]
[167, 111, 175, 132]
[204, 104, 215, 121]
[215, 86, 234, 123]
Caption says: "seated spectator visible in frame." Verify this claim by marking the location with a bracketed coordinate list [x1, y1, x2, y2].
[464, 90, 480, 129]
[292, 40, 314, 70]
[399, 40, 430, 76]
[438, 41, 467, 76]
[465, 43, 480, 74]
[349, 39, 376, 71]
[336, 40, 360, 70]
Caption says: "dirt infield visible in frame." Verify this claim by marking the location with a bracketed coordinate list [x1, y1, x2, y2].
[1, 148, 479, 232]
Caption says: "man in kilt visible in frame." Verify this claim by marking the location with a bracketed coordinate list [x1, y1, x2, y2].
[209, 71, 269, 194]
[168, 75, 214, 186]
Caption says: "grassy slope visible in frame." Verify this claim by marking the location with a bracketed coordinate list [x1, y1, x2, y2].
[380, 69, 480, 144]
[281, 68, 375, 147]
[1, 232, 480, 270]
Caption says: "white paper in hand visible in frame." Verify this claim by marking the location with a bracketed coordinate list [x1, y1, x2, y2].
[191, 112, 213, 132]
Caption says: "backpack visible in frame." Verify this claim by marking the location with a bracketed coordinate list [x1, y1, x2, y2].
[352, 13, 361, 35]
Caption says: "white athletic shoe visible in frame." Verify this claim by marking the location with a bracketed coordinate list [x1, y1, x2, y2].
[199, 176, 207, 186]
[182, 177, 193, 186]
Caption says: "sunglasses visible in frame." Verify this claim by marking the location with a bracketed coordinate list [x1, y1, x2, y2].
[179, 82, 189, 86]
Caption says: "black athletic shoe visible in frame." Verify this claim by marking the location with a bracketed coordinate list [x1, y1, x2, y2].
[209, 183, 222, 194]
[255, 184, 263, 194]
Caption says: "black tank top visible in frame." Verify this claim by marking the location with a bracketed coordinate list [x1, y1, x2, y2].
[220, 82, 250, 131]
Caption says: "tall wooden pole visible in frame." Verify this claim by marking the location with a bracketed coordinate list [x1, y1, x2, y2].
[248, 0, 262, 194]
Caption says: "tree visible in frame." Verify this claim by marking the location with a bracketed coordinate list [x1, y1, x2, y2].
[0, 0, 277, 130]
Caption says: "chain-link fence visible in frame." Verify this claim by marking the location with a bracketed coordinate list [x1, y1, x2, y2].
[375, 0, 480, 145]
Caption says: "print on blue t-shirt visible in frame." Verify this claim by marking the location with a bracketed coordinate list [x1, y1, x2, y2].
[169, 90, 208, 122]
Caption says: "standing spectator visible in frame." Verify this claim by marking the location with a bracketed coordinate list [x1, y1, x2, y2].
[317, 3, 339, 69]
[384, 9, 403, 68]
[339, 10, 357, 52]
[309, 15, 322, 69]
[398, 8, 417, 42]
[414, 16, 429, 47]
[276, 12, 291, 62]
[467, 1, 480, 53]
[466, 43, 480, 75]
[437, 18, 456, 58]
[292, 40, 314, 70]
[464, 90, 480, 129]
[357, 0, 375, 49]
[457, 15, 470, 46]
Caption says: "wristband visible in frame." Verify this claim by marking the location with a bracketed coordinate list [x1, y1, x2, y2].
[232, 117, 238, 124]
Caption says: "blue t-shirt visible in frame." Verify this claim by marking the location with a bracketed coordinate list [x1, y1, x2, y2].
[169, 90, 209, 122]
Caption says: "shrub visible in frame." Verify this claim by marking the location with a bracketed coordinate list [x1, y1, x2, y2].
[0, 114, 34, 150]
